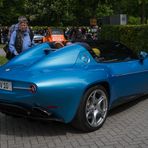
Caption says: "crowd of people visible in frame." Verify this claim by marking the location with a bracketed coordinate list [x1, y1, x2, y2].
[0, 27, 8, 44]
[64, 26, 101, 42]
[0, 16, 101, 59]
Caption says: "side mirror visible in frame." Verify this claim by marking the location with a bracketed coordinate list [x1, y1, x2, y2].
[138, 51, 148, 62]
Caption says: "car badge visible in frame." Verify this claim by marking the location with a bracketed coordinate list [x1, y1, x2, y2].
[5, 68, 11, 72]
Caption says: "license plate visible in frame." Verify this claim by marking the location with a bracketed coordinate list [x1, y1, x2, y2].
[0, 80, 12, 91]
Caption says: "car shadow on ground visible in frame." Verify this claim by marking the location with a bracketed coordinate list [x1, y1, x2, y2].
[108, 95, 148, 116]
[0, 95, 147, 136]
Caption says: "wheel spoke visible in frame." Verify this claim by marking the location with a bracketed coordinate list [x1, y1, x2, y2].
[90, 111, 98, 127]
[90, 90, 97, 105]
[96, 96, 106, 118]
[86, 109, 93, 119]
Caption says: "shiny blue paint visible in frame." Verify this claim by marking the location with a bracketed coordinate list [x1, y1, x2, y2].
[0, 43, 148, 123]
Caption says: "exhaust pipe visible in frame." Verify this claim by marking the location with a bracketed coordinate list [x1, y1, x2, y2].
[32, 107, 52, 117]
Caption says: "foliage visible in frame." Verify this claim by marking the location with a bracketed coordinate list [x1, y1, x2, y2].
[100, 25, 148, 53]
[0, 0, 25, 25]
[0, 44, 5, 48]
[0, 0, 148, 25]
[128, 16, 141, 25]
[31, 26, 48, 31]
[96, 4, 113, 18]
[24, 0, 77, 26]
[0, 0, 4, 6]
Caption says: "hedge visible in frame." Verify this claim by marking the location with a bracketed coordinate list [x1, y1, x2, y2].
[100, 25, 148, 53]
[31, 26, 65, 31]
[31, 26, 48, 31]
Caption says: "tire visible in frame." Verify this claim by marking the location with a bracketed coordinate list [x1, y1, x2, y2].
[72, 85, 109, 132]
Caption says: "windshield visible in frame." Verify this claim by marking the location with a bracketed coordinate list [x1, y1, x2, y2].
[51, 28, 64, 35]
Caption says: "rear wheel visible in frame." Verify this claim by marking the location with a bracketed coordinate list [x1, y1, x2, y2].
[72, 85, 109, 132]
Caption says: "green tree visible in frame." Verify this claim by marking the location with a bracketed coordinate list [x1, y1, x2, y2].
[0, 0, 25, 25]
[0, 0, 148, 26]
[138, 0, 148, 23]
[0, 0, 4, 6]
[96, 4, 113, 18]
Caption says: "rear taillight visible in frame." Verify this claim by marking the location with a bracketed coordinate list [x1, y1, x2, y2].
[29, 84, 37, 93]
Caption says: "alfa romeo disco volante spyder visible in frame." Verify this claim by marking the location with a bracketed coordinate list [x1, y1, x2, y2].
[0, 40, 148, 132]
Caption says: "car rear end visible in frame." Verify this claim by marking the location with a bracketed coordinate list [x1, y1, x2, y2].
[51, 28, 67, 44]
[0, 66, 56, 121]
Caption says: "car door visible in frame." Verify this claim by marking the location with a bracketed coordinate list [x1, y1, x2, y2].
[98, 41, 148, 102]
[107, 59, 148, 99]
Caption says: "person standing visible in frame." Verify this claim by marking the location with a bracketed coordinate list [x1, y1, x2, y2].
[8, 16, 31, 40]
[9, 20, 34, 56]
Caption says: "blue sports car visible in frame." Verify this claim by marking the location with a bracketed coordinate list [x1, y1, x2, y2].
[0, 40, 148, 132]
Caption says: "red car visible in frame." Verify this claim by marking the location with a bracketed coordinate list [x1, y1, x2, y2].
[43, 28, 67, 46]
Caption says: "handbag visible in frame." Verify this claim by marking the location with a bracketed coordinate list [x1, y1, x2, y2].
[3, 44, 15, 60]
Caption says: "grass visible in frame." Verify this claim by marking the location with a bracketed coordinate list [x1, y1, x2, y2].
[0, 55, 8, 65]
[0, 44, 5, 48]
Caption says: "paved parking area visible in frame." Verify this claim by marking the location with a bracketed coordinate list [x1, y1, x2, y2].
[0, 96, 148, 148]
[0, 48, 5, 56]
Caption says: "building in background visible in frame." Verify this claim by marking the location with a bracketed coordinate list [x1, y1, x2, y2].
[100, 14, 127, 25]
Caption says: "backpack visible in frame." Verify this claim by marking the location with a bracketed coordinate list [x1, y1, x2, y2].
[8, 24, 16, 40]
[3, 28, 34, 60]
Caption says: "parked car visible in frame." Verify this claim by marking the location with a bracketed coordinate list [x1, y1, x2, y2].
[43, 28, 67, 45]
[33, 34, 44, 44]
[0, 40, 148, 132]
